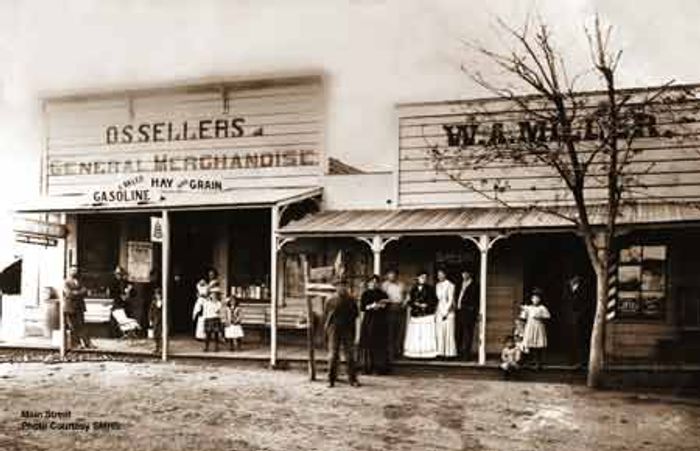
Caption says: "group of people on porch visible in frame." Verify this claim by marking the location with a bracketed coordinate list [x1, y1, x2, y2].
[357, 268, 480, 375]
[354, 268, 595, 377]
[60, 262, 595, 376]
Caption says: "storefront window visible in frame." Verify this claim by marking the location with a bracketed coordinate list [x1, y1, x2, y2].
[78, 217, 119, 298]
[617, 244, 667, 320]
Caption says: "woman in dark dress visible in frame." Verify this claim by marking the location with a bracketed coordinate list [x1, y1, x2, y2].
[358, 275, 390, 375]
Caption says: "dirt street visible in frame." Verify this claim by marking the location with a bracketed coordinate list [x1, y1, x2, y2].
[1, 359, 699, 451]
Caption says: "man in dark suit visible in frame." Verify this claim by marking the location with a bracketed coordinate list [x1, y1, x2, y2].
[455, 270, 478, 360]
[63, 265, 93, 349]
[324, 279, 360, 388]
[566, 274, 594, 368]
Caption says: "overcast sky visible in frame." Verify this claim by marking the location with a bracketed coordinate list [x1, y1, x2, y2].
[1, 0, 700, 259]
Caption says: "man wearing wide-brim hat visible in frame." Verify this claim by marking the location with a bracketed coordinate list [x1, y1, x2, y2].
[323, 278, 360, 387]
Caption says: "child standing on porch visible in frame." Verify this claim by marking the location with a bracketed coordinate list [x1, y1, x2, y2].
[520, 288, 550, 370]
[202, 286, 223, 352]
[192, 279, 209, 341]
[149, 287, 163, 354]
[223, 293, 244, 351]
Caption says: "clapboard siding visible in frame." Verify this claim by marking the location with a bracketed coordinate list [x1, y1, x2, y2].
[43, 76, 325, 204]
[400, 148, 700, 170]
[399, 187, 700, 209]
[607, 323, 676, 360]
[397, 85, 700, 209]
[485, 241, 523, 354]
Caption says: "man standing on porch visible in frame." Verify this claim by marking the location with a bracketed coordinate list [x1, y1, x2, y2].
[382, 269, 406, 360]
[62, 265, 94, 350]
[566, 274, 594, 368]
[455, 270, 478, 360]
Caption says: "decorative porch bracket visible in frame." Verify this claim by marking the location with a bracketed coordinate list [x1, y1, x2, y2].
[276, 237, 296, 252]
[460, 233, 508, 366]
[356, 235, 400, 276]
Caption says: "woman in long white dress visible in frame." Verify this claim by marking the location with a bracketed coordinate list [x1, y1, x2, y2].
[435, 269, 457, 358]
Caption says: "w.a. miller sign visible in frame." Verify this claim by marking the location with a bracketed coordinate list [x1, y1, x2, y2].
[442, 111, 663, 148]
[43, 76, 324, 199]
[397, 84, 700, 208]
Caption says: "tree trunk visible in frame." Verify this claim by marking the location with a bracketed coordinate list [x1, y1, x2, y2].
[587, 250, 609, 388]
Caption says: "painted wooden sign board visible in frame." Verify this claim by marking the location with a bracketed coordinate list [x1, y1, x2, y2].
[397, 84, 700, 209]
[43, 76, 325, 208]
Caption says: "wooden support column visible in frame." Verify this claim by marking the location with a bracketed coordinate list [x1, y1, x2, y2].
[60, 214, 78, 360]
[58, 287, 66, 359]
[270, 206, 279, 368]
[161, 209, 170, 362]
[356, 235, 399, 276]
[462, 233, 507, 365]
[477, 235, 489, 365]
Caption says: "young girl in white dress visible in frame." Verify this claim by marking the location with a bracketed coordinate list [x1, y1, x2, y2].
[520, 288, 550, 370]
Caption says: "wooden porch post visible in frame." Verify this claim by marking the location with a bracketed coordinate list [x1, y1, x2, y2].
[59, 290, 66, 359]
[270, 206, 279, 368]
[462, 233, 506, 366]
[477, 235, 489, 365]
[161, 209, 170, 362]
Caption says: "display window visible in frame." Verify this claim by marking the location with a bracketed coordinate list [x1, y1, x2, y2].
[617, 243, 667, 320]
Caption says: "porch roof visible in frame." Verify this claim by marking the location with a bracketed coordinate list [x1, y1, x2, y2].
[15, 187, 322, 214]
[279, 203, 700, 237]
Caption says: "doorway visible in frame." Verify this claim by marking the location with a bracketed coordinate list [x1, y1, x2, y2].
[169, 212, 218, 334]
[168, 209, 272, 335]
[522, 233, 594, 363]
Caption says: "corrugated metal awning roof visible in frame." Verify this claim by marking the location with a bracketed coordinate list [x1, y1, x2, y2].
[279, 203, 700, 236]
[16, 187, 322, 214]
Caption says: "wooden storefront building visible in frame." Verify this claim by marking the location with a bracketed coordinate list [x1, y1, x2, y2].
[10, 76, 700, 367]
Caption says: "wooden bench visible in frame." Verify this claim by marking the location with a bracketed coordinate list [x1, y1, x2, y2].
[239, 302, 316, 343]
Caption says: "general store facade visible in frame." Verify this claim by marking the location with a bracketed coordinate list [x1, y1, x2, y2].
[6, 75, 700, 367]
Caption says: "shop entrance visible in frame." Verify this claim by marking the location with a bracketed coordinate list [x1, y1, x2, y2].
[170, 212, 218, 334]
[169, 209, 272, 336]
[522, 233, 594, 363]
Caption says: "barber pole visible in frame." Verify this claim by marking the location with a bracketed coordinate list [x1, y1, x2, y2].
[606, 256, 618, 321]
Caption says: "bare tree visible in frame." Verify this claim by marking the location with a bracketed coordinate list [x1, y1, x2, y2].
[427, 15, 697, 387]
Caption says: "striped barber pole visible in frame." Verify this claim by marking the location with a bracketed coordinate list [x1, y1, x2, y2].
[606, 256, 618, 321]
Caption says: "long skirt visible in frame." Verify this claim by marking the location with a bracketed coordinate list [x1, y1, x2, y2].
[403, 314, 437, 358]
[435, 313, 457, 357]
[359, 311, 389, 373]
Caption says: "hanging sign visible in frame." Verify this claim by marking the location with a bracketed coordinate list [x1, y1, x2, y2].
[150, 216, 163, 243]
